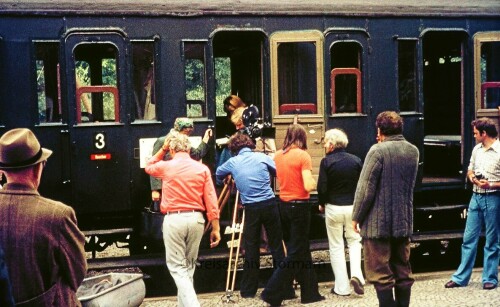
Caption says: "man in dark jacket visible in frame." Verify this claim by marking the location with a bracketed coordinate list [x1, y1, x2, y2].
[352, 111, 419, 307]
[0, 128, 87, 306]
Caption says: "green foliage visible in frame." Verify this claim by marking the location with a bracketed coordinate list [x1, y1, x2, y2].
[184, 57, 232, 117]
[215, 57, 231, 116]
[36, 61, 47, 120]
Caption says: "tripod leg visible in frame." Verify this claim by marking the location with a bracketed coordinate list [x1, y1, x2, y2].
[204, 180, 232, 234]
[225, 190, 240, 292]
[218, 183, 232, 215]
[230, 208, 245, 292]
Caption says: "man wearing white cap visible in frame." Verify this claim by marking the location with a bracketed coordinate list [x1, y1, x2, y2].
[0, 128, 87, 306]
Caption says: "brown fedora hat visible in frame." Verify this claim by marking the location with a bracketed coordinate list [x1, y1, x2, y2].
[0, 128, 52, 169]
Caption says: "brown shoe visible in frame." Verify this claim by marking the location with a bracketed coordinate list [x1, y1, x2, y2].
[483, 282, 497, 290]
[350, 277, 365, 295]
[444, 280, 462, 288]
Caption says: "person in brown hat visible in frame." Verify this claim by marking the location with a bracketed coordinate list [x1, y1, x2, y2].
[0, 128, 87, 306]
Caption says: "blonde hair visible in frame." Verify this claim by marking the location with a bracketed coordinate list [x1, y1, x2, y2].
[231, 107, 245, 126]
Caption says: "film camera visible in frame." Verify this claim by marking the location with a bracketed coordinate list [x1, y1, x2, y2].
[242, 105, 275, 139]
[245, 118, 275, 140]
[474, 171, 485, 180]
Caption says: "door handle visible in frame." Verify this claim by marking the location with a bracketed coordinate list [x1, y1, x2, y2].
[314, 136, 324, 144]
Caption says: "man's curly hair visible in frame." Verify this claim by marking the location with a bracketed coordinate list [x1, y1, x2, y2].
[228, 133, 255, 155]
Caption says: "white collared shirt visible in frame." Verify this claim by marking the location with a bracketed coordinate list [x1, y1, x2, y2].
[469, 139, 500, 193]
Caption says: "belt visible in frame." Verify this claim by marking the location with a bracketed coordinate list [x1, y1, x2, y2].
[473, 191, 500, 195]
[281, 200, 310, 205]
[165, 210, 203, 215]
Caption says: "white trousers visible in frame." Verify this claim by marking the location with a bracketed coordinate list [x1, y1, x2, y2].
[325, 204, 365, 295]
[163, 212, 205, 307]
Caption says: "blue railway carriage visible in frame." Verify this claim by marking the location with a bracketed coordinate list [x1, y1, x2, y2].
[0, 0, 499, 259]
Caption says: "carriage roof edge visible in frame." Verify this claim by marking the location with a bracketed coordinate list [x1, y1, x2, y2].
[0, 0, 499, 17]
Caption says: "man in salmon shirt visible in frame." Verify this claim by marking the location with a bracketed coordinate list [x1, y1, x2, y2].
[145, 132, 220, 307]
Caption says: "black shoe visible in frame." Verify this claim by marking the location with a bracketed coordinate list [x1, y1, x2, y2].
[301, 295, 325, 304]
[350, 277, 365, 295]
[330, 288, 350, 296]
[261, 292, 282, 307]
[444, 280, 462, 288]
[483, 282, 497, 290]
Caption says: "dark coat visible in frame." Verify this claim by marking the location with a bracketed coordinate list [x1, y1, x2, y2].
[0, 244, 14, 306]
[352, 135, 419, 239]
[0, 183, 87, 306]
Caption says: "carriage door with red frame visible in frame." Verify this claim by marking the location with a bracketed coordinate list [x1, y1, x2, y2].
[64, 31, 131, 223]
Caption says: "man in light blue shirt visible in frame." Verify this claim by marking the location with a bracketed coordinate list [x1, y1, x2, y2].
[216, 133, 294, 299]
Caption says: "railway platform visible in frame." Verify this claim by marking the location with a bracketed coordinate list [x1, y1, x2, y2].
[140, 267, 499, 306]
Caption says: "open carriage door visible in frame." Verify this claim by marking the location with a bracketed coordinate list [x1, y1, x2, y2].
[63, 31, 131, 226]
[270, 31, 325, 185]
[420, 30, 467, 190]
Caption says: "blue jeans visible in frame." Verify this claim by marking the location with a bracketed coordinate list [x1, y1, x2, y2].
[451, 192, 500, 286]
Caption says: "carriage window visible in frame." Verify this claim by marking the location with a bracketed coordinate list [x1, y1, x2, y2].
[398, 40, 418, 112]
[74, 43, 118, 123]
[480, 41, 500, 109]
[213, 31, 265, 119]
[473, 33, 500, 110]
[132, 42, 156, 121]
[276, 42, 317, 114]
[183, 42, 207, 118]
[270, 31, 324, 116]
[35, 42, 61, 123]
[330, 42, 362, 114]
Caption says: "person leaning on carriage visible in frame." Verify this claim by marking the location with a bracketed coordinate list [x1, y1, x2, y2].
[352, 111, 419, 307]
[261, 123, 325, 306]
[215, 133, 293, 299]
[145, 132, 220, 307]
[0, 128, 87, 306]
[149, 117, 212, 204]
